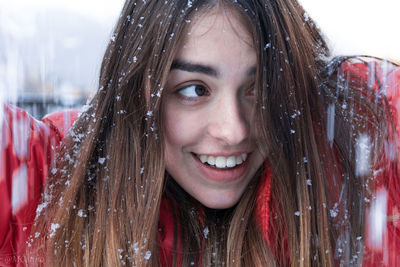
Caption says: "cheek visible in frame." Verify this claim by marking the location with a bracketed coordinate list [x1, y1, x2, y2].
[163, 104, 200, 150]
[163, 105, 199, 183]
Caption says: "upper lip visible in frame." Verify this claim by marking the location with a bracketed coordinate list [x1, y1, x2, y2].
[192, 151, 251, 157]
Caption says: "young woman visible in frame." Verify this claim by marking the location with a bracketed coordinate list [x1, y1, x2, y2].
[1, 0, 399, 266]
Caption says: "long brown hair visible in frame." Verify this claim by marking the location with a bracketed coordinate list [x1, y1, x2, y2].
[27, 0, 398, 266]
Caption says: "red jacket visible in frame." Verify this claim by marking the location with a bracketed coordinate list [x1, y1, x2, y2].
[1, 61, 399, 266]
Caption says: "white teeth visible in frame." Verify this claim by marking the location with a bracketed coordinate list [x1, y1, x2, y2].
[226, 156, 236, 168]
[196, 153, 248, 169]
[235, 155, 243, 164]
[215, 156, 226, 168]
[207, 156, 215, 166]
[200, 155, 208, 163]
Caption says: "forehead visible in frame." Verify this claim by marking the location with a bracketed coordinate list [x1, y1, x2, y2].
[183, 5, 253, 45]
[175, 6, 256, 64]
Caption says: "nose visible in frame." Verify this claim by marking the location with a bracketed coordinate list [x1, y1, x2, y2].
[207, 95, 250, 145]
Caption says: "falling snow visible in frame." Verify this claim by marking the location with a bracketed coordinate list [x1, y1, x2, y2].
[49, 223, 60, 238]
[368, 189, 387, 249]
[264, 43, 271, 50]
[330, 203, 338, 218]
[355, 134, 371, 177]
[327, 104, 335, 146]
[77, 209, 87, 217]
[203, 227, 209, 239]
[0, 3, 398, 266]
[144, 250, 151, 260]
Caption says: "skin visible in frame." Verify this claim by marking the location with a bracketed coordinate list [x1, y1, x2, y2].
[162, 7, 266, 209]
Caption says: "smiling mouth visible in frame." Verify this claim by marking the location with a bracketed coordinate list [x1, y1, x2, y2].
[193, 153, 248, 169]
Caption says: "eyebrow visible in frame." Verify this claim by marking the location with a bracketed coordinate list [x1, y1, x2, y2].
[170, 59, 257, 79]
[171, 60, 219, 77]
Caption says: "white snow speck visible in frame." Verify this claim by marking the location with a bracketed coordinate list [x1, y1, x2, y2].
[144, 250, 151, 260]
[304, 13, 309, 21]
[49, 223, 60, 238]
[36, 201, 48, 219]
[294, 211, 300, 216]
[98, 157, 106, 164]
[326, 104, 335, 147]
[203, 226, 209, 239]
[132, 242, 139, 254]
[330, 209, 338, 218]
[367, 189, 387, 249]
[264, 43, 271, 50]
[77, 209, 87, 217]
[355, 134, 371, 177]
[330, 202, 338, 218]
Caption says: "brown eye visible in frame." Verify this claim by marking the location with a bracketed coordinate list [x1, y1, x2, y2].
[177, 84, 209, 98]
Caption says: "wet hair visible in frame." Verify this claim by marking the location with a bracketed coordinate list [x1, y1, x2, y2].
[28, 0, 398, 266]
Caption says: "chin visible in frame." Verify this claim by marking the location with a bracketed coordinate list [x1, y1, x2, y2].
[198, 195, 241, 210]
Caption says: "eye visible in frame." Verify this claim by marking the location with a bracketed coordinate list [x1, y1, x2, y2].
[245, 82, 256, 97]
[177, 84, 209, 98]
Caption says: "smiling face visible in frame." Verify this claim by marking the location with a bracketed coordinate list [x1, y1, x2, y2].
[162, 7, 265, 209]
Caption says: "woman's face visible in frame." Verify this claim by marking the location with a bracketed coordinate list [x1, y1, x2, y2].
[163, 8, 265, 209]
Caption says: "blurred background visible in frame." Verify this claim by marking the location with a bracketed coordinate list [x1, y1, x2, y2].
[300, 0, 400, 63]
[0, 0, 399, 118]
[0, 0, 124, 117]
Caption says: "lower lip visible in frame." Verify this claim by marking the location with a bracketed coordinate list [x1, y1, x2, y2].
[192, 153, 250, 182]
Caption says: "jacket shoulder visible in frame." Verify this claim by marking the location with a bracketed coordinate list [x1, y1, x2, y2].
[41, 109, 80, 140]
[339, 60, 400, 266]
[0, 104, 79, 265]
[340, 59, 400, 146]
